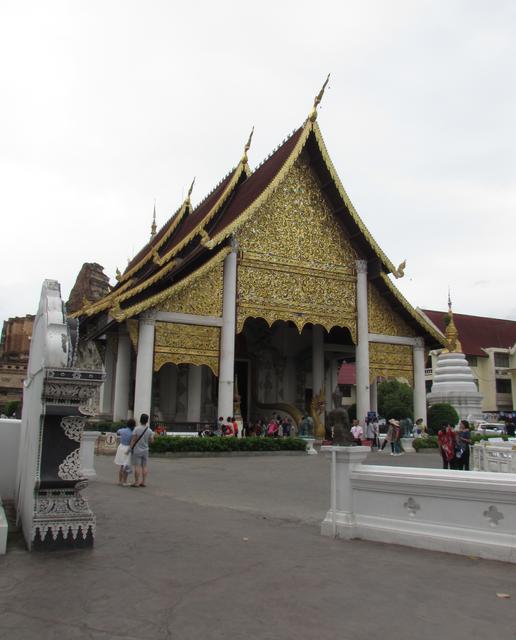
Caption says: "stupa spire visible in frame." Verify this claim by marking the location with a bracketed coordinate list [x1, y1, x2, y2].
[309, 73, 330, 122]
[443, 290, 462, 353]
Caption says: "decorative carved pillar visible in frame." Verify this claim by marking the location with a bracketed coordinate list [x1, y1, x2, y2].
[113, 331, 131, 421]
[355, 259, 370, 423]
[217, 245, 237, 420]
[133, 312, 156, 420]
[413, 337, 427, 423]
[187, 365, 202, 424]
[312, 324, 325, 438]
[101, 334, 116, 416]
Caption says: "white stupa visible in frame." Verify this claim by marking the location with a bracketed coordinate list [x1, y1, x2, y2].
[426, 299, 483, 421]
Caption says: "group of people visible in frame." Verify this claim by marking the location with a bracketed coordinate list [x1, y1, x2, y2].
[248, 415, 294, 437]
[437, 419, 471, 470]
[114, 413, 155, 487]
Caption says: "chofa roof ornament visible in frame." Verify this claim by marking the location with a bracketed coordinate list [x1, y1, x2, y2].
[309, 73, 330, 122]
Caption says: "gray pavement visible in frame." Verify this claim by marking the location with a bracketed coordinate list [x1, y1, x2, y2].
[1, 450, 516, 640]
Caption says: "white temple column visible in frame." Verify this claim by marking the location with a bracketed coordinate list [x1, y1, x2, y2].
[355, 259, 370, 423]
[217, 246, 237, 420]
[113, 332, 131, 421]
[413, 337, 427, 423]
[187, 365, 202, 423]
[312, 324, 325, 430]
[133, 312, 156, 421]
[370, 377, 378, 414]
[101, 334, 116, 415]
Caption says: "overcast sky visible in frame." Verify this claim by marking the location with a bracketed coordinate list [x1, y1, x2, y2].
[1, 0, 515, 328]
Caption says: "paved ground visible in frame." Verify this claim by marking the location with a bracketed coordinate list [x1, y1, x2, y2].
[1, 449, 516, 640]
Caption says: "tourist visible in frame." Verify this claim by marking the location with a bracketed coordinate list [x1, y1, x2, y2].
[456, 419, 472, 471]
[282, 416, 292, 437]
[437, 423, 456, 469]
[380, 420, 394, 452]
[364, 417, 376, 447]
[413, 418, 425, 437]
[391, 419, 403, 455]
[114, 418, 135, 486]
[228, 416, 238, 437]
[266, 416, 279, 437]
[350, 419, 363, 445]
[215, 416, 224, 436]
[129, 413, 154, 487]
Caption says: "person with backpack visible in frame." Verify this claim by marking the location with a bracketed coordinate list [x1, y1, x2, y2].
[129, 413, 155, 487]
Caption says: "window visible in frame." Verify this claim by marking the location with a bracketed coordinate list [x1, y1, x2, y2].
[466, 356, 478, 367]
[340, 384, 352, 398]
[494, 353, 510, 368]
[496, 379, 512, 394]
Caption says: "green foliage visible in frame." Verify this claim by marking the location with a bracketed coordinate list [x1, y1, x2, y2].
[378, 380, 413, 421]
[413, 436, 438, 450]
[85, 420, 126, 432]
[150, 436, 307, 454]
[4, 400, 20, 417]
[427, 403, 459, 434]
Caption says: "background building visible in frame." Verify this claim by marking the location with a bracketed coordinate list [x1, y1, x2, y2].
[0, 315, 34, 413]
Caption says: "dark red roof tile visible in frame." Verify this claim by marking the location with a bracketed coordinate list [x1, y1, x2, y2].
[422, 309, 516, 356]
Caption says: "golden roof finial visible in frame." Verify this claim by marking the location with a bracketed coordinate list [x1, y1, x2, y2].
[186, 177, 195, 203]
[309, 73, 330, 122]
[150, 201, 157, 238]
[443, 289, 462, 353]
[241, 126, 254, 164]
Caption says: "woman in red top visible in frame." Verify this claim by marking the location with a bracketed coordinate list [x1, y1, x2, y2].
[437, 423, 456, 469]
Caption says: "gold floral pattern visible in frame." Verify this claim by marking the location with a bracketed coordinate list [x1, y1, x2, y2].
[368, 283, 417, 337]
[154, 322, 220, 376]
[236, 159, 357, 340]
[369, 343, 413, 386]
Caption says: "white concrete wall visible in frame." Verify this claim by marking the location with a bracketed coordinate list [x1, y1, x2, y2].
[0, 418, 22, 500]
[321, 446, 516, 563]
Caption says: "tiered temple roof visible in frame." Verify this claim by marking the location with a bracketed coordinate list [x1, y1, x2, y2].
[73, 94, 444, 348]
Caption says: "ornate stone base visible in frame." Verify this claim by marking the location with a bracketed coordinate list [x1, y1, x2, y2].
[31, 484, 95, 551]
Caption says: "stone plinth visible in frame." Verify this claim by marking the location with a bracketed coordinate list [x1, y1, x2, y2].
[80, 431, 101, 479]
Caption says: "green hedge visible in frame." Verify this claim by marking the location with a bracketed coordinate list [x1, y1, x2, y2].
[150, 436, 307, 453]
[413, 432, 509, 451]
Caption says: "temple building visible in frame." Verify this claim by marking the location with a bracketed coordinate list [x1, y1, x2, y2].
[73, 86, 445, 437]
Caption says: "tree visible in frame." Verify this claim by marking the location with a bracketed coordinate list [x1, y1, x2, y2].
[427, 403, 459, 435]
[378, 380, 413, 421]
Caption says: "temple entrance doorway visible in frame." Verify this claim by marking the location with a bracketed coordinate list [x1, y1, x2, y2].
[236, 317, 355, 429]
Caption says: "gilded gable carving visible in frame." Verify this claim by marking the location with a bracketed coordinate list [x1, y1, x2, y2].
[368, 283, 417, 337]
[369, 343, 414, 386]
[154, 322, 220, 376]
[158, 259, 223, 317]
[236, 159, 357, 339]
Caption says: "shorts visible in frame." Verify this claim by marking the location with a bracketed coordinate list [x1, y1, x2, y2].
[131, 453, 148, 467]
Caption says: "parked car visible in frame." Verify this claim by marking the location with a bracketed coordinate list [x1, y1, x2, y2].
[475, 422, 505, 435]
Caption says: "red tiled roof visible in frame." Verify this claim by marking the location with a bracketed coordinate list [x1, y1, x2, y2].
[422, 309, 516, 356]
[338, 363, 356, 385]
